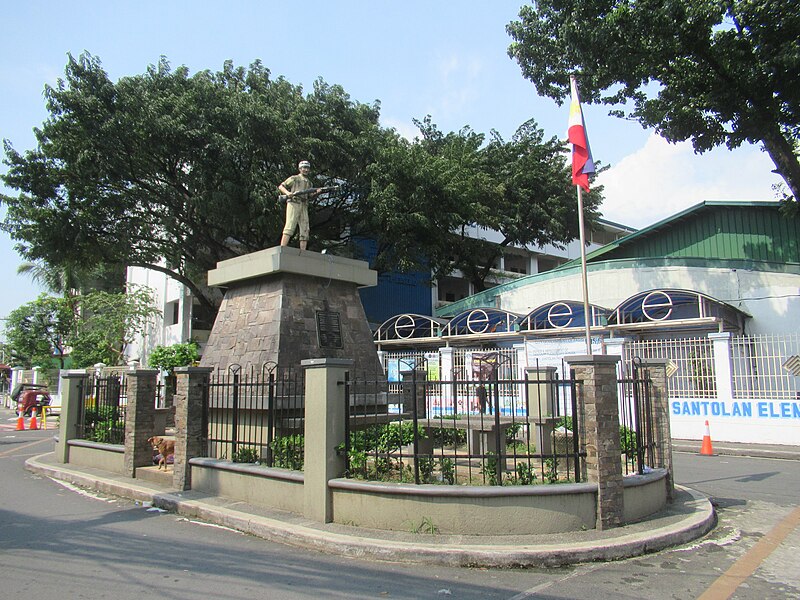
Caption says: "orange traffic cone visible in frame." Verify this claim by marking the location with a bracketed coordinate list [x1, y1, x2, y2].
[28, 408, 38, 431]
[15, 410, 25, 431]
[700, 420, 714, 456]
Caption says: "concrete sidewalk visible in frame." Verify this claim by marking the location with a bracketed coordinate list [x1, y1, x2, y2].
[26, 451, 716, 568]
[672, 439, 800, 461]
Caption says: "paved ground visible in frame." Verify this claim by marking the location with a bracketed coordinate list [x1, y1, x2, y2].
[8, 403, 800, 569]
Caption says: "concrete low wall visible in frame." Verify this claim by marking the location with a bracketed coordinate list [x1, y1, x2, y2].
[189, 458, 304, 513]
[622, 470, 669, 523]
[185, 458, 668, 535]
[66, 440, 126, 474]
[329, 479, 597, 534]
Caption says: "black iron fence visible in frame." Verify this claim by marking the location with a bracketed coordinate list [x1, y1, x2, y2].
[618, 358, 657, 475]
[203, 364, 305, 467]
[195, 357, 658, 484]
[76, 374, 125, 444]
[343, 364, 585, 486]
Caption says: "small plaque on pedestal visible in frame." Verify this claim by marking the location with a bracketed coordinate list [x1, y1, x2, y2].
[316, 310, 343, 349]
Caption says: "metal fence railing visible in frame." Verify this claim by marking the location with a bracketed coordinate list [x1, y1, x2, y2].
[76, 374, 125, 444]
[731, 333, 800, 400]
[617, 359, 656, 475]
[344, 365, 586, 486]
[625, 336, 716, 399]
[203, 365, 305, 467]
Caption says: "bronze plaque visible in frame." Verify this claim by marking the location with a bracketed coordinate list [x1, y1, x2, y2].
[316, 310, 343, 349]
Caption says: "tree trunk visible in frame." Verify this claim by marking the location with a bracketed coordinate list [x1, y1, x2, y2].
[761, 127, 800, 202]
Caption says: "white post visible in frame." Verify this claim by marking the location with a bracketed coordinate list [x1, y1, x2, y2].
[604, 337, 628, 375]
[440, 347, 455, 415]
[709, 332, 734, 402]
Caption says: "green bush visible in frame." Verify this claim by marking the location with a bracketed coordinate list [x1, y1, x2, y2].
[515, 462, 537, 485]
[84, 405, 124, 444]
[270, 434, 304, 470]
[620, 425, 638, 457]
[418, 455, 435, 482]
[440, 457, 455, 485]
[431, 425, 466, 447]
[147, 342, 200, 373]
[340, 422, 427, 481]
[555, 415, 574, 432]
[232, 446, 260, 463]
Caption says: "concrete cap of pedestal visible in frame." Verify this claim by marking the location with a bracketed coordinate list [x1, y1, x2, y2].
[207, 246, 377, 288]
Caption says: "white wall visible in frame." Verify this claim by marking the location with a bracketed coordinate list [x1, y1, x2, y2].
[499, 264, 800, 336]
[125, 265, 191, 365]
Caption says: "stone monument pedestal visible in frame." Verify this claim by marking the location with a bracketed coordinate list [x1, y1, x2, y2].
[200, 246, 381, 373]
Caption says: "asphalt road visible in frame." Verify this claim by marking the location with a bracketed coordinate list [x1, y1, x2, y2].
[1, 422, 798, 599]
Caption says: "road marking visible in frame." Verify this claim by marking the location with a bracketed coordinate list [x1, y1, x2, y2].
[697, 505, 800, 600]
[176, 517, 244, 534]
[0, 437, 51, 458]
[51, 478, 118, 503]
[506, 563, 605, 599]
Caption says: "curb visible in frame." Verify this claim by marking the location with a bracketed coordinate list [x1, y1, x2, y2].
[25, 453, 716, 568]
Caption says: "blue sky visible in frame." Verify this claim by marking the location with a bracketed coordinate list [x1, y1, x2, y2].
[0, 1, 782, 334]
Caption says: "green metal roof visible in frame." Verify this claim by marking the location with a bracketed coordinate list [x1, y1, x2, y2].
[436, 201, 799, 318]
[574, 200, 800, 265]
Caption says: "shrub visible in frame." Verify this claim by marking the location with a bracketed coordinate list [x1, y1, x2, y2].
[232, 446, 260, 463]
[440, 457, 455, 485]
[270, 434, 304, 470]
[620, 426, 638, 457]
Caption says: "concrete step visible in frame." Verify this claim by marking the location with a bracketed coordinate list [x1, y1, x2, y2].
[135, 465, 174, 486]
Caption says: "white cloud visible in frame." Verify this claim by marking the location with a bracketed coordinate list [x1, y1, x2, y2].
[380, 117, 419, 141]
[595, 134, 784, 228]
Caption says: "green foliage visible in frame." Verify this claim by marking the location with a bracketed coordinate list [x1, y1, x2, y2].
[147, 342, 200, 373]
[69, 287, 160, 366]
[481, 452, 500, 486]
[507, 0, 800, 203]
[83, 405, 124, 444]
[439, 457, 455, 485]
[555, 415, 574, 432]
[515, 462, 537, 485]
[365, 116, 598, 290]
[431, 425, 467, 447]
[4, 294, 73, 368]
[408, 516, 439, 535]
[270, 434, 304, 470]
[2, 52, 602, 318]
[232, 446, 260, 464]
[620, 425, 638, 457]
[4, 287, 157, 368]
[505, 422, 522, 444]
[342, 422, 427, 481]
[543, 458, 559, 484]
[417, 455, 435, 482]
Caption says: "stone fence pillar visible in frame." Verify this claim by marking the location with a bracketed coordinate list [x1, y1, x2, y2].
[302, 358, 352, 523]
[173, 366, 213, 491]
[640, 359, 675, 500]
[56, 370, 90, 463]
[565, 354, 623, 530]
[124, 368, 159, 478]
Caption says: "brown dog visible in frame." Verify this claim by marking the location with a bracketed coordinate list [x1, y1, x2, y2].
[147, 436, 175, 470]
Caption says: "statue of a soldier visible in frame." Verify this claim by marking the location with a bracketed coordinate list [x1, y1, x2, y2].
[278, 160, 319, 251]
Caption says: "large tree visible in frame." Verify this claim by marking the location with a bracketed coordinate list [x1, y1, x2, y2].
[1, 53, 383, 313]
[2, 53, 599, 312]
[507, 0, 800, 205]
[365, 117, 593, 290]
[4, 295, 73, 368]
[3, 288, 159, 368]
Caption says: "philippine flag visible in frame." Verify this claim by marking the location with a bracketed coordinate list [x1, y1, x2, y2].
[568, 75, 596, 192]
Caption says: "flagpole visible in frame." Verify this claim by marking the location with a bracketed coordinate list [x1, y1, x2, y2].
[576, 185, 592, 355]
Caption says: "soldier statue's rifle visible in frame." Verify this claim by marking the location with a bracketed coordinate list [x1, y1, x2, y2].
[278, 185, 340, 202]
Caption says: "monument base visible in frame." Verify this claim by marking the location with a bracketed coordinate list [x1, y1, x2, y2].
[200, 246, 381, 374]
